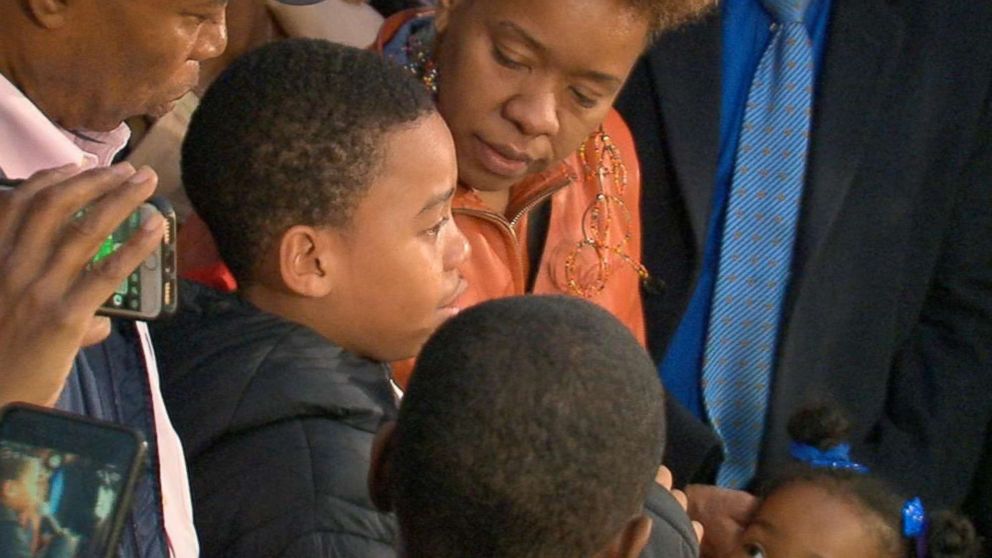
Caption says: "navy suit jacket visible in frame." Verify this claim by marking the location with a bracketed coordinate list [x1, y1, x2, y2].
[617, 0, 992, 512]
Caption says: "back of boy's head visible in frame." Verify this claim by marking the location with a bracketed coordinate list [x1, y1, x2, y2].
[182, 38, 436, 285]
[390, 295, 666, 558]
[769, 404, 982, 558]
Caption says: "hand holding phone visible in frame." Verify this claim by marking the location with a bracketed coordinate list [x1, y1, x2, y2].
[0, 163, 164, 408]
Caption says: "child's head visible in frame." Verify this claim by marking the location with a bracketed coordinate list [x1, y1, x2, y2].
[736, 405, 981, 558]
[369, 295, 667, 558]
[431, 0, 713, 192]
[0, 452, 41, 514]
[183, 38, 470, 362]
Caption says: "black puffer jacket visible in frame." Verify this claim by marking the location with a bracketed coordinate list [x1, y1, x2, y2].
[151, 282, 398, 558]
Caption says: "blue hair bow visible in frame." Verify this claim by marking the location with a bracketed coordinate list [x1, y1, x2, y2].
[903, 497, 928, 557]
[788, 442, 870, 473]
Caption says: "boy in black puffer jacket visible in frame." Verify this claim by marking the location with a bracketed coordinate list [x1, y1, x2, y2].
[152, 38, 469, 557]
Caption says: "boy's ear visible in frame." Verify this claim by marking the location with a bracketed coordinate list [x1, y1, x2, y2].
[25, 0, 69, 28]
[597, 515, 653, 558]
[368, 420, 397, 512]
[277, 225, 337, 298]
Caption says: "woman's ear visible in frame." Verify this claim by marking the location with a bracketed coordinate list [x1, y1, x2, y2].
[368, 420, 398, 512]
[434, 0, 463, 34]
[277, 225, 337, 298]
[25, 0, 70, 28]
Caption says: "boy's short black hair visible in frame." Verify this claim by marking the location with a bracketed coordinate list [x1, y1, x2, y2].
[392, 296, 666, 558]
[182, 38, 436, 284]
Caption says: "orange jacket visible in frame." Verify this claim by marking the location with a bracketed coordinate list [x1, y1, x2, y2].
[378, 11, 648, 388]
[448, 113, 647, 341]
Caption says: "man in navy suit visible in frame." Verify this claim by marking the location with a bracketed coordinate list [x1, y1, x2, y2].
[617, 1, 992, 554]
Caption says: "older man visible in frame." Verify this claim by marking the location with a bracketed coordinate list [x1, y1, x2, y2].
[0, 0, 227, 556]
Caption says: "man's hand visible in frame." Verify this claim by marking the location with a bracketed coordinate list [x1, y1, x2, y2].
[655, 466, 705, 544]
[684, 484, 757, 558]
[0, 163, 163, 408]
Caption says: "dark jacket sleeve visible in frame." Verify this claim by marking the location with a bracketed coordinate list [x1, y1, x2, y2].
[862, 93, 992, 507]
[639, 483, 699, 558]
[963, 422, 992, 544]
[662, 391, 723, 487]
[277, 531, 396, 558]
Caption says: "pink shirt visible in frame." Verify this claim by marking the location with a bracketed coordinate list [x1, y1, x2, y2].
[0, 73, 199, 557]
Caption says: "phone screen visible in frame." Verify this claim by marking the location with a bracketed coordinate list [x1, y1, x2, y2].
[0, 405, 146, 558]
[89, 209, 149, 313]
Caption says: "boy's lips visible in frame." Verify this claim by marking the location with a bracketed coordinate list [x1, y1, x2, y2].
[439, 277, 469, 310]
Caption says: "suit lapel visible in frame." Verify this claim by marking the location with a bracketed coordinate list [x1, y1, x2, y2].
[646, 11, 722, 253]
[795, 0, 906, 271]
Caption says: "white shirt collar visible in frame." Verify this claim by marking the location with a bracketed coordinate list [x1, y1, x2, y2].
[0, 72, 130, 178]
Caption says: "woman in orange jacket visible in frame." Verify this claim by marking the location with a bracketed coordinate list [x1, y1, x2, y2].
[378, 0, 709, 386]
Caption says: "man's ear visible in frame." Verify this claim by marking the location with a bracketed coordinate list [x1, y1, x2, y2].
[368, 420, 397, 512]
[598, 515, 653, 558]
[277, 225, 337, 298]
[25, 0, 70, 28]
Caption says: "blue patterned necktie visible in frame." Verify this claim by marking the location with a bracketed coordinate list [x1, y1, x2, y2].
[702, 0, 814, 488]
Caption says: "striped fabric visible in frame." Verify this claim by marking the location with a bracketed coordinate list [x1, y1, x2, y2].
[701, 0, 814, 488]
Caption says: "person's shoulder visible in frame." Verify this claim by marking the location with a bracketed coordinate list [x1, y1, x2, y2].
[231, 331, 394, 434]
[149, 280, 305, 387]
[600, 109, 639, 171]
[641, 483, 700, 558]
[885, 1, 992, 47]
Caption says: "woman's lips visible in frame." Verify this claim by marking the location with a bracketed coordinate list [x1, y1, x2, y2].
[473, 135, 532, 178]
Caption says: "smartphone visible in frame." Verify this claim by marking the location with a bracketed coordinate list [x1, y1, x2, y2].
[0, 177, 177, 320]
[0, 403, 147, 558]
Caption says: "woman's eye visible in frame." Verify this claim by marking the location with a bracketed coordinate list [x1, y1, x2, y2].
[570, 87, 597, 109]
[493, 46, 527, 70]
[743, 543, 766, 558]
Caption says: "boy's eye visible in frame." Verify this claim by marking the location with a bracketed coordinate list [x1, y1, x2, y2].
[426, 217, 449, 238]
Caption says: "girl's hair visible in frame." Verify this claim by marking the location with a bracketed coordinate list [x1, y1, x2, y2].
[760, 404, 982, 558]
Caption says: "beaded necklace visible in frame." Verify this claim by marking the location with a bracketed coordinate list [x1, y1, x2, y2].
[564, 128, 649, 298]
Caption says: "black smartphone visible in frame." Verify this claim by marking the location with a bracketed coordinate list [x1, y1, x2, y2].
[0, 404, 147, 558]
[0, 177, 178, 320]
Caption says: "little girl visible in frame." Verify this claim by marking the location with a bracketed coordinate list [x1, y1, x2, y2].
[733, 405, 981, 558]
